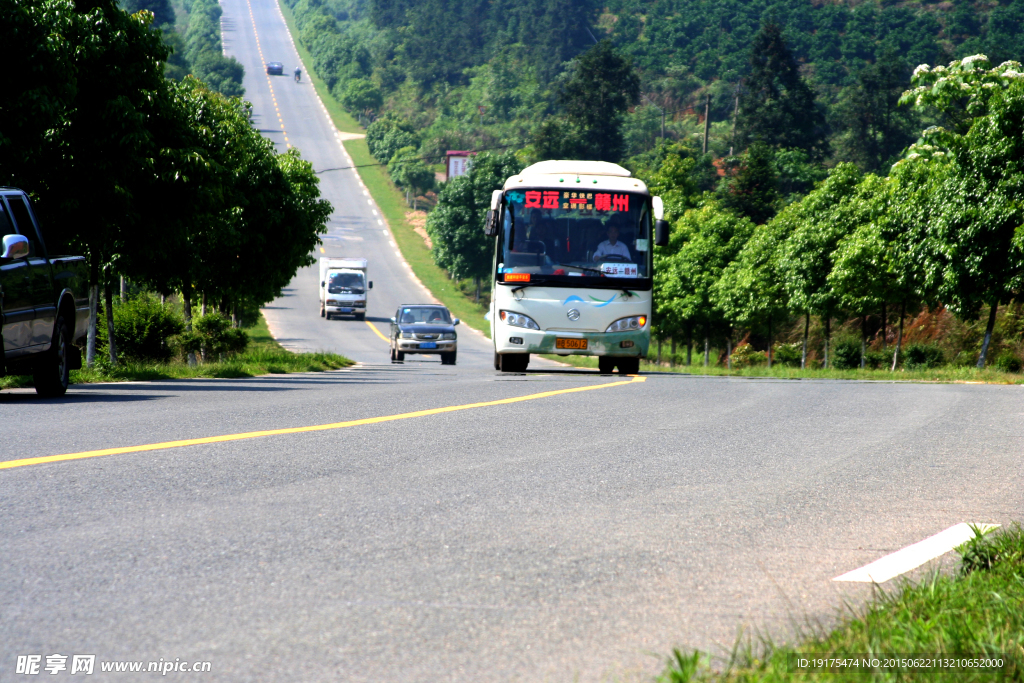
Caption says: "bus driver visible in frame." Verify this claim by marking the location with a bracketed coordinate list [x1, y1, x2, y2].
[592, 224, 631, 261]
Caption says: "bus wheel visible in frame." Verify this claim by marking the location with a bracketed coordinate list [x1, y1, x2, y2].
[598, 357, 615, 374]
[498, 353, 528, 372]
[616, 357, 640, 375]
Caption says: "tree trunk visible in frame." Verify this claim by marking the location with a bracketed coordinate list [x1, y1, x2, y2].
[767, 313, 773, 368]
[120, 276, 127, 302]
[823, 315, 831, 369]
[474, 277, 480, 303]
[726, 336, 732, 370]
[104, 283, 117, 366]
[231, 302, 238, 329]
[160, 293, 166, 307]
[86, 284, 99, 369]
[881, 302, 888, 349]
[860, 314, 867, 369]
[703, 336, 709, 367]
[657, 339, 662, 364]
[183, 286, 197, 367]
[891, 302, 905, 371]
[686, 338, 692, 366]
[801, 312, 809, 369]
[201, 292, 207, 317]
[976, 302, 998, 368]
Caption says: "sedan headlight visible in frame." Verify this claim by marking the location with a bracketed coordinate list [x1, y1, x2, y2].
[500, 310, 540, 330]
[401, 331, 414, 339]
[442, 332, 457, 340]
[606, 315, 647, 332]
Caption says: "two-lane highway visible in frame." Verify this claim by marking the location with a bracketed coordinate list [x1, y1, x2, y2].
[221, 0, 511, 368]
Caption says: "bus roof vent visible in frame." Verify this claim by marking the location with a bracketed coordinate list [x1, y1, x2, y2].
[520, 160, 632, 177]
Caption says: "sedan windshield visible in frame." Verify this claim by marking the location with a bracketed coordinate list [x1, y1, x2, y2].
[499, 189, 651, 283]
[398, 307, 451, 324]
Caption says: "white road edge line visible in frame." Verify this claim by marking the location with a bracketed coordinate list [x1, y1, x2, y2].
[832, 522, 1000, 583]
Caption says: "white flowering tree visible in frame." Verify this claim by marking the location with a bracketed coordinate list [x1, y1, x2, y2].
[894, 55, 1024, 367]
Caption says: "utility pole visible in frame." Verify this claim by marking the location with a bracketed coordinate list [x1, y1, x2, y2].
[702, 93, 710, 155]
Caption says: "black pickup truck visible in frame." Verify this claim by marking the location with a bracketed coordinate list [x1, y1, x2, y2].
[1, 188, 88, 396]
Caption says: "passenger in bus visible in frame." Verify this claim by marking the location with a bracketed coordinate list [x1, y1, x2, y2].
[592, 224, 631, 261]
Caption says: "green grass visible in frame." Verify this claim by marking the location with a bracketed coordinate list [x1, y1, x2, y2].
[0, 314, 352, 389]
[541, 353, 1024, 384]
[657, 525, 1024, 682]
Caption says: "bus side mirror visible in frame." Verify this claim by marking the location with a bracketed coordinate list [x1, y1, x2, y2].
[368, 281, 373, 289]
[320, 281, 324, 287]
[483, 210, 499, 237]
[655, 220, 670, 247]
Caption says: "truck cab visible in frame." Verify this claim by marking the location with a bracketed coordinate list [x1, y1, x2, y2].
[1, 188, 89, 395]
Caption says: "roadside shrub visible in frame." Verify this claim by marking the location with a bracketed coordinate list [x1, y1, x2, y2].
[730, 342, 766, 368]
[172, 312, 249, 360]
[902, 342, 945, 369]
[772, 342, 802, 367]
[864, 349, 890, 369]
[958, 524, 1024, 575]
[105, 294, 184, 361]
[993, 350, 1022, 373]
[831, 339, 861, 370]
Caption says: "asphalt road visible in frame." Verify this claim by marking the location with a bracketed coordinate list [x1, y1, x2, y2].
[1, 1, 1023, 681]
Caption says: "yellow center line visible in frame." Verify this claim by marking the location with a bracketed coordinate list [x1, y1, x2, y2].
[365, 320, 390, 343]
[0, 377, 646, 471]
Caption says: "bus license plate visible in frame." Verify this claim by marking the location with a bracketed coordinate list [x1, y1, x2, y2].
[419, 342, 437, 349]
[556, 338, 587, 350]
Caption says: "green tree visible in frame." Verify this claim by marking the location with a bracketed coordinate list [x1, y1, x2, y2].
[340, 78, 383, 115]
[388, 146, 434, 204]
[714, 219, 791, 366]
[897, 58, 1024, 367]
[776, 163, 864, 367]
[655, 202, 754, 366]
[735, 21, 829, 159]
[548, 40, 641, 162]
[426, 151, 523, 289]
[120, 0, 174, 26]
[832, 49, 918, 173]
[717, 142, 780, 225]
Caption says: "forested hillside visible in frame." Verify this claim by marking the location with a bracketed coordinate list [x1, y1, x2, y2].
[286, 0, 1024, 164]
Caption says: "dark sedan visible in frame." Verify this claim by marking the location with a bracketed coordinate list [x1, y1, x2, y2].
[389, 305, 459, 365]
[266, 62, 284, 75]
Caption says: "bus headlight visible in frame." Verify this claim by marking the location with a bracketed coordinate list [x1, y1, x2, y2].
[606, 315, 647, 332]
[500, 310, 540, 330]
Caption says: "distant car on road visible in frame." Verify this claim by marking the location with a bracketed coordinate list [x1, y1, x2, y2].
[390, 305, 459, 365]
[266, 62, 284, 75]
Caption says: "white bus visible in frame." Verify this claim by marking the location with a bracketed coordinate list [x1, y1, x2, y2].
[485, 160, 668, 373]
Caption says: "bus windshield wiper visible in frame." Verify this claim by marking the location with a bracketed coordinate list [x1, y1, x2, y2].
[554, 263, 605, 276]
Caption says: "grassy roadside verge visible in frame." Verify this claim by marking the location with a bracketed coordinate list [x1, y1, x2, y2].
[541, 354, 1024, 383]
[0, 314, 352, 390]
[278, 0, 492, 337]
[657, 525, 1024, 682]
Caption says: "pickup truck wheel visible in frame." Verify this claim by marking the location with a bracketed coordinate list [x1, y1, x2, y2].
[34, 315, 71, 397]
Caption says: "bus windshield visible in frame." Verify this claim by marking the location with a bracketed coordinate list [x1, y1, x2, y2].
[498, 189, 651, 285]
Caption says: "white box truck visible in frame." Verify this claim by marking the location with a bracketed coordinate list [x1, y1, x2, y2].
[319, 257, 372, 320]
